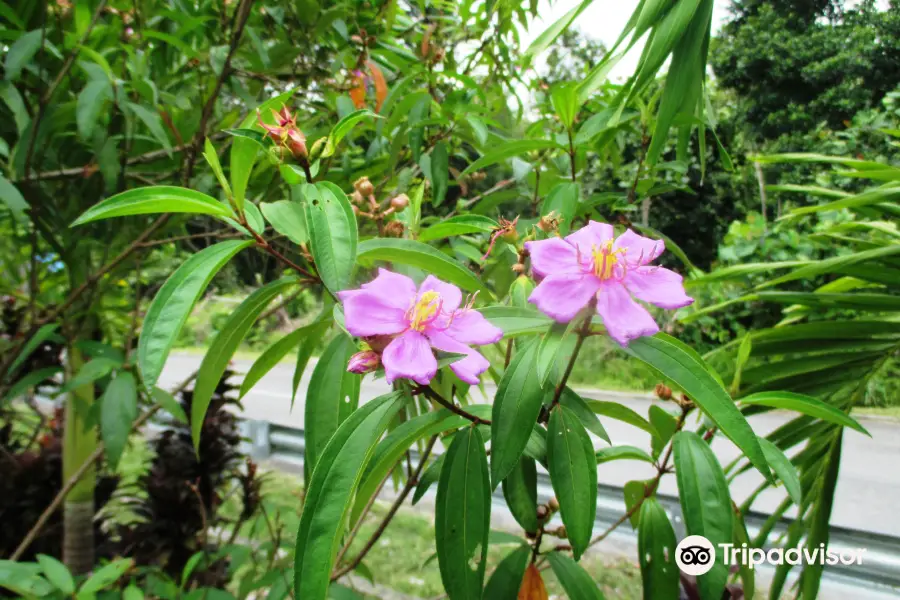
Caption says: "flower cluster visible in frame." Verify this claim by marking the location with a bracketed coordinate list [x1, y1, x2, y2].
[337, 222, 691, 385]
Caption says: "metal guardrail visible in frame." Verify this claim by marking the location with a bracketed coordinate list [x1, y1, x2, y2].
[239, 420, 900, 597]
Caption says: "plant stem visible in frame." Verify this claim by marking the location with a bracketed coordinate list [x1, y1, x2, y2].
[418, 385, 491, 426]
[550, 314, 593, 407]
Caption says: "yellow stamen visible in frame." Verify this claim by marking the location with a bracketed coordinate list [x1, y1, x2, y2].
[592, 240, 625, 281]
[409, 291, 441, 331]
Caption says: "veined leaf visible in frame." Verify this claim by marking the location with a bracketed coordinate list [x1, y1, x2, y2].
[5, 30, 42, 81]
[459, 139, 563, 177]
[545, 552, 604, 599]
[418, 215, 498, 243]
[547, 405, 597, 560]
[322, 109, 377, 158]
[626, 334, 771, 482]
[559, 388, 610, 442]
[586, 399, 656, 436]
[477, 306, 551, 338]
[240, 322, 325, 398]
[435, 426, 490, 599]
[202, 138, 232, 199]
[139, 240, 252, 389]
[357, 238, 490, 295]
[292, 318, 332, 409]
[501, 456, 539, 534]
[596, 445, 654, 464]
[305, 182, 358, 295]
[2, 367, 62, 404]
[36, 555, 74, 596]
[77, 79, 112, 140]
[757, 437, 802, 505]
[525, 0, 592, 57]
[260, 199, 308, 245]
[191, 278, 296, 449]
[294, 392, 404, 600]
[100, 371, 137, 470]
[72, 186, 234, 226]
[740, 392, 869, 435]
[637, 497, 678, 600]
[483, 544, 530, 600]
[431, 141, 449, 206]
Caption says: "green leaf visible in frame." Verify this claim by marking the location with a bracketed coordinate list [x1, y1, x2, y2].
[541, 182, 580, 234]
[483, 544, 530, 600]
[637, 498, 678, 600]
[139, 240, 252, 388]
[525, 0, 592, 57]
[418, 215, 498, 243]
[5, 30, 42, 81]
[76, 79, 112, 141]
[501, 456, 539, 534]
[435, 426, 490, 600]
[586, 399, 656, 436]
[673, 431, 732, 600]
[545, 552, 605, 599]
[101, 371, 138, 470]
[2, 366, 62, 404]
[72, 186, 235, 226]
[304, 333, 361, 478]
[596, 445, 654, 464]
[413, 453, 445, 505]
[559, 388, 610, 442]
[152, 387, 187, 424]
[649, 405, 677, 458]
[6, 323, 58, 380]
[431, 141, 450, 206]
[577, 51, 625, 104]
[203, 138, 233, 200]
[293, 392, 404, 600]
[36, 554, 75, 595]
[547, 405, 597, 560]
[466, 115, 489, 146]
[459, 139, 563, 177]
[292, 318, 332, 408]
[0, 173, 27, 223]
[231, 90, 295, 209]
[127, 102, 172, 156]
[305, 182, 358, 295]
[626, 334, 771, 482]
[740, 392, 869, 435]
[357, 238, 490, 295]
[322, 109, 377, 158]
[731, 511, 755, 599]
[477, 306, 551, 338]
[260, 200, 308, 245]
[192, 278, 295, 449]
[551, 83, 579, 130]
[241, 322, 321, 399]
[490, 342, 544, 487]
[56, 357, 119, 396]
[757, 437, 801, 505]
[352, 406, 489, 526]
[0, 560, 53, 597]
[78, 559, 134, 594]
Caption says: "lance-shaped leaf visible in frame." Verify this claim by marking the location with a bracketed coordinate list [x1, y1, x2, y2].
[477, 306, 551, 338]
[674, 431, 733, 600]
[240, 321, 325, 399]
[638, 497, 678, 600]
[139, 240, 252, 389]
[490, 342, 544, 487]
[435, 426, 490, 600]
[304, 333, 361, 478]
[545, 552, 604, 599]
[191, 278, 296, 449]
[483, 544, 530, 600]
[304, 182, 357, 295]
[459, 139, 563, 177]
[357, 238, 490, 295]
[547, 405, 597, 560]
[431, 141, 450, 206]
[6, 324, 59, 381]
[757, 437, 802, 505]
[100, 371, 137, 470]
[260, 200, 308, 245]
[292, 391, 404, 600]
[501, 456, 539, 534]
[626, 333, 771, 481]
[740, 391, 869, 435]
[71, 186, 234, 226]
[418, 215, 498, 243]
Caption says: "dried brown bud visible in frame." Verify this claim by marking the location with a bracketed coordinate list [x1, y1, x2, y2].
[537, 211, 560, 233]
[555, 525, 567, 539]
[384, 220, 405, 238]
[351, 190, 365, 205]
[354, 176, 375, 196]
[391, 194, 409, 211]
[511, 263, 526, 275]
[548, 497, 560, 512]
[536, 504, 550, 521]
[470, 171, 487, 181]
[655, 383, 673, 401]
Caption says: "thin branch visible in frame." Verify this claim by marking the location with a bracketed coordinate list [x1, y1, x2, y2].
[550, 314, 592, 407]
[418, 385, 490, 426]
[334, 462, 395, 567]
[331, 435, 439, 581]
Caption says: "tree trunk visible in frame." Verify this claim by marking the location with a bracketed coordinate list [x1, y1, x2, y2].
[62, 346, 97, 574]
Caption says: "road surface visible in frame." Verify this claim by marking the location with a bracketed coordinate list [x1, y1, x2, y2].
[158, 352, 900, 538]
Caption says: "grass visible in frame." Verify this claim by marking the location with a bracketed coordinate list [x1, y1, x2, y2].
[852, 405, 900, 420]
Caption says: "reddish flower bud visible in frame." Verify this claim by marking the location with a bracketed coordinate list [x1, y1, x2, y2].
[655, 383, 673, 401]
[354, 176, 375, 196]
[390, 194, 409, 211]
[347, 350, 380, 374]
[384, 220, 405, 238]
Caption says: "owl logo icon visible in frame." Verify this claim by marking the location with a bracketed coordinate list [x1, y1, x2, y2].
[676, 535, 716, 576]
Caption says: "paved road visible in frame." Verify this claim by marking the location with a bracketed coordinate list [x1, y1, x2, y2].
[158, 353, 900, 538]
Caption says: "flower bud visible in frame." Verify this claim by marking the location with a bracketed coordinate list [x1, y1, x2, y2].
[555, 525, 567, 539]
[537, 211, 560, 233]
[384, 220, 405, 238]
[470, 171, 486, 182]
[354, 176, 375, 196]
[308, 137, 327, 162]
[501, 228, 518, 243]
[391, 194, 409, 211]
[351, 190, 365, 205]
[511, 263, 525, 274]
[347, 350, 380, 374]
[655, 383, 673, 401]
[548, 497, 560, 512]
[536, 504, 550, 521]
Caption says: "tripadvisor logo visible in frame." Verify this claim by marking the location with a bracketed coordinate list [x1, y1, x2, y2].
[675, 535, 867, 575]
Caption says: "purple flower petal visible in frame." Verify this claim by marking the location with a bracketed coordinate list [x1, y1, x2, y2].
[528, 273, 601, 323]
[565, 221, 614, 254]
[625, 266, 694, 310]
[524, 237, 584, 278]
[439, 309, 503, 346]
[360, 268, 418, 309]
[338, 289, 409, 337]
[614, 229, 664, 267]
[427, 331, 490, 385]
[595, 283, 659, 346]
[382, 330, 437, 385]
[418, 275, 463, 312]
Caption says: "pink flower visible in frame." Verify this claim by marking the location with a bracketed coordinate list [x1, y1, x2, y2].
[524, 222, 693, 346]
[337, 270, 503, 385]
[257, 106, 307, 159]
[347, 350, 380, 374]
